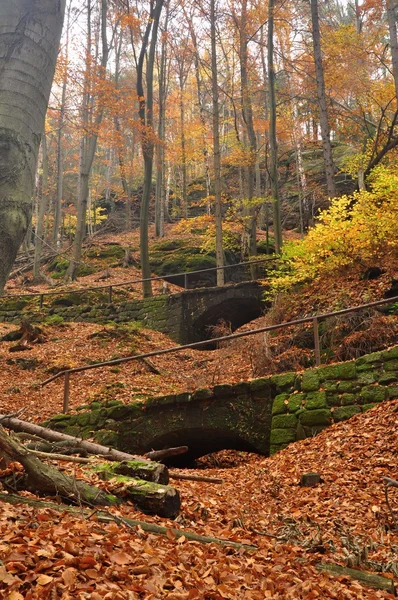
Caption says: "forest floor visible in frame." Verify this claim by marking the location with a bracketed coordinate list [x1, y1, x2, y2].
[0, 224, 397, 598]
[0, 398, 397, 599]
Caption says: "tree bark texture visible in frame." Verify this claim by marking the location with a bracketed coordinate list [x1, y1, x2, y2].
[387, 0, 398, 101]
[211, 0, 225, 287]
[0, 0, 66, 293]
[310, 0, 337, 199]
[268, 0, 282, 254]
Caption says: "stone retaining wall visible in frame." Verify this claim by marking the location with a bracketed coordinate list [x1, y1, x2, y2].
[45, 346, 398, 459]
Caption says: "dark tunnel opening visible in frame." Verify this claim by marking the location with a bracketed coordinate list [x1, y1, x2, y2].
[145, 427, 262, 468]
[192, 298, 265, 349]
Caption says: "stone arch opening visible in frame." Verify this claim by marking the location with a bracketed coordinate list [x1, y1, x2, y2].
[191, 297, 264, 346]
[144, 427, 261, 467]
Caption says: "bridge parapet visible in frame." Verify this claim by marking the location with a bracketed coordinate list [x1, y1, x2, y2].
[45, 346, 398, 463]
[0, 281, 266, 344]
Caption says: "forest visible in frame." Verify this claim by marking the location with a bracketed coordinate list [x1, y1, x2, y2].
[0, 0, 397, 598]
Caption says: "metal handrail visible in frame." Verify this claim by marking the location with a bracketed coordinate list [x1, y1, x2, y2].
[2, 256, 279, 306]
[41, 294, 398, 413]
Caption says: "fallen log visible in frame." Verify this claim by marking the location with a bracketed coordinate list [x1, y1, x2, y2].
[0, 414, 168, 484]
[317, 563, 396, 595]
[146, 446, 189, 461]
[0, 427, 118, 507]
[91, 464, 180, 518]
[28, 449, 92, 464]
[169, 473, 224, 484]
[0, 493, 257, 551]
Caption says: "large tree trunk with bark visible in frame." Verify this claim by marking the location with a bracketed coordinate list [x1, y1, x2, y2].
[0, 0, 66, 293]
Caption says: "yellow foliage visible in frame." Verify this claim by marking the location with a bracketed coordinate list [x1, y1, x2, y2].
[269, 166, 398, 294]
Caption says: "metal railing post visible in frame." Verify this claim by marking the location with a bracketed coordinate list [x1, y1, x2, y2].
[63, 372, 70, 413]
[184, 273, 188, 289]
[313, 317, 321, 366]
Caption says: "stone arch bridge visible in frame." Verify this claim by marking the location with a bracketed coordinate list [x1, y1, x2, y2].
[46, 347, 398, 465]
[0, 281, 266, 344]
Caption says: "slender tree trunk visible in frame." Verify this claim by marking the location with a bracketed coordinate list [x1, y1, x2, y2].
[53, 1, 71, 248]
[179, 76, 188, 218]
[0, 0, 66, 293]
[239, 0, 258, 267]
[33, 135, 48, 280]
[387, 0, 398, 101]
[136, 0, 165, 297]
[268, 0, 282, 254]
[211, 0, 224, 286]
[310, 0, 337, 198]
[66, 0, 108, 281]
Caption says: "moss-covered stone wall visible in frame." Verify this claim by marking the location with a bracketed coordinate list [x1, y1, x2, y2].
[45, 346, 398, 459]
[0, 281, 265, 344]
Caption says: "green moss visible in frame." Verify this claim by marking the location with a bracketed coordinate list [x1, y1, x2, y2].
[317, 362, 356, 380]
[288, 393, 305, 412]
[356, 351, 383, 366]
[326, 393, 341, 406]
[94, 430, 119, 447]
[378, 374, 398, 385]
[299, 409, 332, 426]
[44, 314, 64, 326]
[175, 392, 192, 404]
[357, 371, 379, 384]
[387, 385, 398, 399]
[151, 239, 187, 252]
[301, 370, 320, 392]
[382, 347, 398, 360]
[272, 393, 289, 415]
[383, 360, 398, 372]
[249, 378, 271, 394]
[232, 382, 251, 397]
[270, 372, 296, 392]
[271, 414, 298, 429]
[338, 381, 358, 393]
[76, 413, 90, 427]
[333, 405, 361, 422]
[106, 403, 141, 420]
[305, 391, 327, 410]
[341, 393, 356, 406]
[361, 403, 375, 413]
[360, 385, 387, 404]
[192, 388, 213, 401]
[87, 244, 125, 261]
[270, 428, 296, 445]
[324, 381, 338, 392]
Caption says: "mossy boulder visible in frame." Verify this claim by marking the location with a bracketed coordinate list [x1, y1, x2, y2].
[361, 403, 375, 413]
[341, 393, 356, 406]
[333, 405, 361, 422]
[383, 360, 398, 372]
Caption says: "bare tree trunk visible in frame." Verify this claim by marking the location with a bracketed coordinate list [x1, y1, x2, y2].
[66, 0, 109, 281]
[211, 0, 224, 287]
[239, 0, 258, 267]
[0, 0, 66, 293]
[33, 135, 48, 280]
[310, 0, 337, 198]
[136, 0, 165, 297]
[387, 0, 398, 100]
[155, 1, 170, 238]
[53, 1, 71, 248]
[268, 0, 282, 253]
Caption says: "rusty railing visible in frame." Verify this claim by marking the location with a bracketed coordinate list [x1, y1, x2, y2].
[41, 295, 398, 413]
